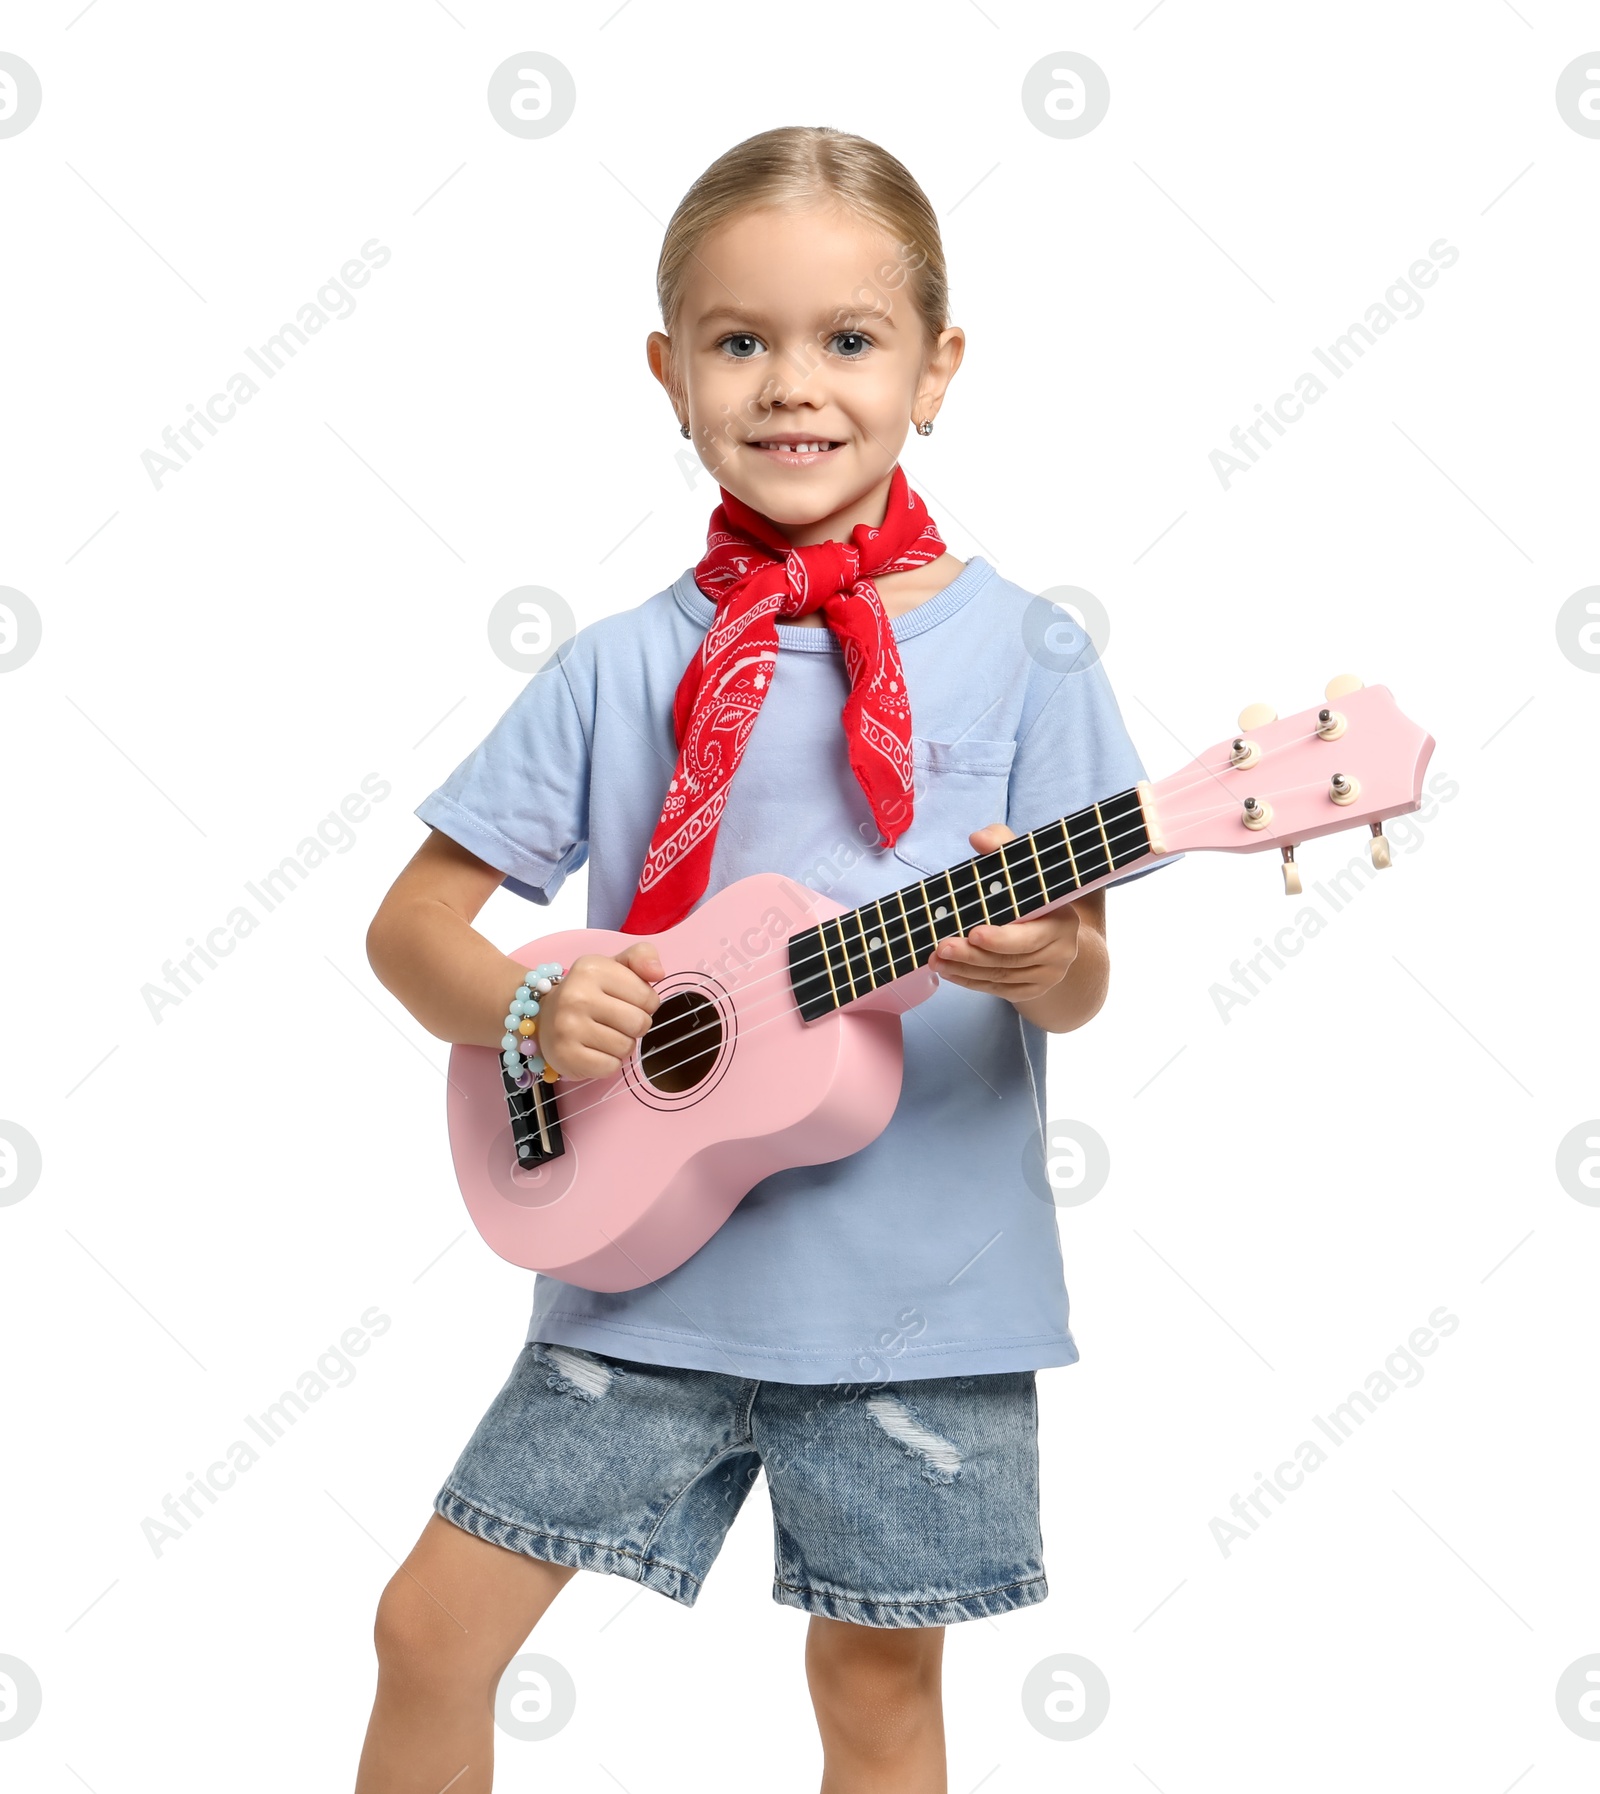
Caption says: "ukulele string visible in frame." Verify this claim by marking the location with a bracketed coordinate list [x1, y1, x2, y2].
[510, 809, 1164, 1132]
[518, 764, 1367, 1127]
[582, 732, 1338, 1079]
[618, 802, 1154, 1031]
[558, 728, 1340, 1094]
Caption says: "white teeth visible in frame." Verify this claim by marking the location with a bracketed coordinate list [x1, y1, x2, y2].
[757, 441, 833, 453]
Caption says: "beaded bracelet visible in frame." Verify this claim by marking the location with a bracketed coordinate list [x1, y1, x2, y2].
[501, 961, 565, 1087]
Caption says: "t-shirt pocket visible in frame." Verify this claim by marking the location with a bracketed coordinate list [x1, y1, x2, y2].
[891, 736, 1018, 877]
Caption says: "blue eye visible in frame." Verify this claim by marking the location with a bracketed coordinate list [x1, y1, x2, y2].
[719, 333, 763, 358]
[832, 331, 871, 357]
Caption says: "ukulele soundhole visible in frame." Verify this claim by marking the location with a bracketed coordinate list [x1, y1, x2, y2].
[639, 989, 723, 1093]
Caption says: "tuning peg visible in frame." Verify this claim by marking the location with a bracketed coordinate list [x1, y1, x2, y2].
[1369, 821, 1391, 869]
[1324, 673, 1363, 700]
[1281, 845, 1301, 895]
[1236, 702, 1277, 732]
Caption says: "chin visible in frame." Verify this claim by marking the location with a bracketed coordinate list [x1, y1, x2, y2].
[749, 470, 888, 528]
[750, 490, 848, 527]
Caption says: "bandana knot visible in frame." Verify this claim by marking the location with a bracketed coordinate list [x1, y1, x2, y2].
[777, 540, 860, 619]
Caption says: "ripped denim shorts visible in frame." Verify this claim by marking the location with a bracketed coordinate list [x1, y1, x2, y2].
[434, 1339, 1046, 1628]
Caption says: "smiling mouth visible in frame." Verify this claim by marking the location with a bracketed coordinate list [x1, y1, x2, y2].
[747, 437, 844, 457]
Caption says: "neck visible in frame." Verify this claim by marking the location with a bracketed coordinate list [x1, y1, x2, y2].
[787, 786, 1156, 1020]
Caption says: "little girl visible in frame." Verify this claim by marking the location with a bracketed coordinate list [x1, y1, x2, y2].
[355, 125, 1167, 1793]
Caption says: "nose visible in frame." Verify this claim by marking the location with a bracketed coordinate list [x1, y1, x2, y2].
[759, 337, 828, 411]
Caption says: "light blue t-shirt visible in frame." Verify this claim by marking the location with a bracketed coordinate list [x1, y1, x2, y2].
[416, 555, 1172, 1384]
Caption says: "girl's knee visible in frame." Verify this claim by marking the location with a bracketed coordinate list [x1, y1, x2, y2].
[806, 1617, 944, 1712]
[372, 1572, 490, 1692]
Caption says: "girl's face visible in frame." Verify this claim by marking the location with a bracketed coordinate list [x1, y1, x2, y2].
[648, 202, 964, 545]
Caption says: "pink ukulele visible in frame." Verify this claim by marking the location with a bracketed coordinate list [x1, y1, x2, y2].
[446, 676, 1434, 1292]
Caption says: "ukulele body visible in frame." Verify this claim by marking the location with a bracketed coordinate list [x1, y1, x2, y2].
[445, 872, 942, 1292]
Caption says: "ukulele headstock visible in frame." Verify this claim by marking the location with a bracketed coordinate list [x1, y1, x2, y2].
[1144, 676, 1435, 893]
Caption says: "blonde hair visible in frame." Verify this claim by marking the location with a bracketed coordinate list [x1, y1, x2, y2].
[656, 126, 949, 346]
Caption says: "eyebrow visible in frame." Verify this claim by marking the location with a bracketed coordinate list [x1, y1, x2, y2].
[696, 300, 898, 330]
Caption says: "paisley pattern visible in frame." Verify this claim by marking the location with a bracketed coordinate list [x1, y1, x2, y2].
[621, 464, 945, 933]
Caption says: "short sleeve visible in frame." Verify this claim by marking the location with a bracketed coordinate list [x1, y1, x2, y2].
[415, 652, 592, 905]
[1007, 623, 1181, 892]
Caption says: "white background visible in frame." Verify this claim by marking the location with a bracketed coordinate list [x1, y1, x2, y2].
[2, 2, 1596, 1789]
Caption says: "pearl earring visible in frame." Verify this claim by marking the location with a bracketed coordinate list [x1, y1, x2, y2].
[916, 418, 934, 436]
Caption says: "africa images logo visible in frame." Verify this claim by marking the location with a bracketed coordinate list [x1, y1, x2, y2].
[1209, 239, 1460, 490]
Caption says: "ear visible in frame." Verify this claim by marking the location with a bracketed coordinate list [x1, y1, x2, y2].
[646, 331, 682, 415]
[914, 324, 966, 425]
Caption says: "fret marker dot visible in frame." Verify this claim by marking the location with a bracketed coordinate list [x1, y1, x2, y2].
[933, 905, 948, 919]
[868, 936, 882, 951]
[988, 879, 1002, 894]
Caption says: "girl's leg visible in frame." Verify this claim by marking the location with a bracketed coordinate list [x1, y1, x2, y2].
[354, 1512, 578, 1794]
[804, 1614, 947, 1794]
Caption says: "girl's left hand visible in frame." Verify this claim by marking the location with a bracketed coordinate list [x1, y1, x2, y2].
[928, 823, 1082, 1005]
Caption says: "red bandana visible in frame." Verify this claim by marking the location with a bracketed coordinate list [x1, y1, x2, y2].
[621, 464, 945, 934]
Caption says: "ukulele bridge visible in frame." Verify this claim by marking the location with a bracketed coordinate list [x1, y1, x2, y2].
[502, 1060, 566, 1166]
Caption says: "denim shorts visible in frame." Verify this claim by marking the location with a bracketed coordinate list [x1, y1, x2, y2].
[434, 1340, 1047, 1628]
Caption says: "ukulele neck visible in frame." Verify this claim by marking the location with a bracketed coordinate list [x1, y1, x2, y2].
[786, 786, 1157, 1021]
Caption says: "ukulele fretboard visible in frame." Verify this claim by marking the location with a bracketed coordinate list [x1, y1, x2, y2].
[787, 788, 1152, 1022]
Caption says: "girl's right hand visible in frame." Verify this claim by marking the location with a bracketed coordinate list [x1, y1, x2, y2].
[532, 941, 664, 1079]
